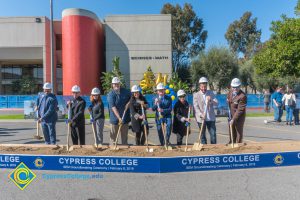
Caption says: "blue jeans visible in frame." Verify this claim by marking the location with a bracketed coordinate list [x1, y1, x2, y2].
[41, 122, 56, 145]
[197, 121, 217, 144]
[155, 117, 172, 146]
[273, 104, 283, 122]
[286, 106, 294, 123]
[294, 109, 299, 125]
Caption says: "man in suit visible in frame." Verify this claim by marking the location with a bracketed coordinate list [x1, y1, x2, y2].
[37, 82, 58, 145]
[152, 83, 173, 146]
[193, 77, 218, 144]
[67, 85, 86, 145]
[107, 77, 131, 145]
[227, 78, 247, 144]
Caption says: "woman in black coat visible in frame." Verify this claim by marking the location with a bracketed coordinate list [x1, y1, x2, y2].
[172, 90, 190, 145]
[130, 85, 149, 145]
[67, 85, 86, 145]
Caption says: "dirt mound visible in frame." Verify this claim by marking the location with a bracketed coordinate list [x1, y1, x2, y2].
[0, 141, 299, 157]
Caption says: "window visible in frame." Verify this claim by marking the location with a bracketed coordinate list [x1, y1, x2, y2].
[33, 65, 43, 79]
[2, 65, 22, 79]
[56, 65, 62, 79]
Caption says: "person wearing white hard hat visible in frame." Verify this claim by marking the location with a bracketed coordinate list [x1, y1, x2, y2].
[67, 85, 86, 145]
[227, 78, 247, 144]
[129, 85, 149, 145]
[152, 83, 173, 146]
[36, 82, 58, 145]
[107, 77, 131, 145]
[193, 77, 218, 144]
[88, 87, 105, 146]
[172, 89, 191, 145]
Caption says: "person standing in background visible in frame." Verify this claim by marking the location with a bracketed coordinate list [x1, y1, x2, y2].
[263, 89, 271, 113]
[271, 87, 284, 123]
[282, 89, 296, 126]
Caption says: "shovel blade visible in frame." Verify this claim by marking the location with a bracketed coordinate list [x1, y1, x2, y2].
[146, 148, 154, 153]
[110, 145, 119, 151]
[185, 147, 192, 152]
[233, 143, 239, 148]
[165, 146, 172, 151]
[192, 142, 203, 151]
[33, 135, 43, 140]
[66, 145, 73, 152]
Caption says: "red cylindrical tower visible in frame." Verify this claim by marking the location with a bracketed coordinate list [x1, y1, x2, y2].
[62, 8, 104, 95]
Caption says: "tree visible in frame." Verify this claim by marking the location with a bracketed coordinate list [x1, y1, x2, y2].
[100, 56, 125, 94]
[253, 16, 300, 87]
[12, 77, 37, 94]
[161, 3, 207, 72]
[239, 60, 256, 93]
[295, 0, 300, 16]
[225, 12, 261, 59]
[190, 47, 239, 93]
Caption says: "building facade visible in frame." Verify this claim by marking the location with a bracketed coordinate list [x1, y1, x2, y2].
[0, 9, 171, 95]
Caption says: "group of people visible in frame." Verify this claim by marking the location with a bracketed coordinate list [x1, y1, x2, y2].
[270, 87, 299, 125]
[36, 76, 248, 147]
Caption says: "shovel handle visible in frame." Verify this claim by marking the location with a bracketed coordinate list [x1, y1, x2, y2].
[185, 106, 191, 151]
[230, 124, 234, 148]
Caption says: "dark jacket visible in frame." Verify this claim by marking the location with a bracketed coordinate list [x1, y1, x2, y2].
[152, 95, 172, 119]
[130, 94, 149, 132]
[90, 101, 105, 121]
[172, 100, 190, 136]
[107, 88, 131, 125]
[69, 96, 86, 127]
[227, 90, 247, 122]
[37, 93, 58, 123]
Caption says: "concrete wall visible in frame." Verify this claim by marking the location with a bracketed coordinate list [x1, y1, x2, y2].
[0, 17, 45, 47]
[105, 15, 172, 87]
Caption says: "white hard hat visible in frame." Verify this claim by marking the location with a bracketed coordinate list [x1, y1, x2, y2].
[199, 77, 208, 83]
[43, 82, 52, 90]
[156, 83, 165, 90]
[177, 89, 186, 97]
[71, 85, 81, 93]
[231, 78, 241, 87]
[91, 87, 100, 95]
[131, 85, 140, 93]
[112, 77, 120, 84]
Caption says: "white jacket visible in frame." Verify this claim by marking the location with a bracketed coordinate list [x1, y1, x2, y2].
[193, 90, 218, 122]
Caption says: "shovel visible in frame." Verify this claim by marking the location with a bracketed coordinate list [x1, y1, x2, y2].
[140, 102, 153, 152]
[229, 124, 240, 148]
[34, 111, 43, 140]
[184, 105, 192, 152]
[227, 104, 239, 148]
[112, 102, 130, 150]
[161, 121, 172, 150]
[90, 112, 99, 150]
[193, 101, 208, 151]
[157, 101, 172, 151]
[66, 105, 72, 152]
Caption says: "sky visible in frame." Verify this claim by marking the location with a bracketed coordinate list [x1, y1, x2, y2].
[0, 0, 297, 48]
